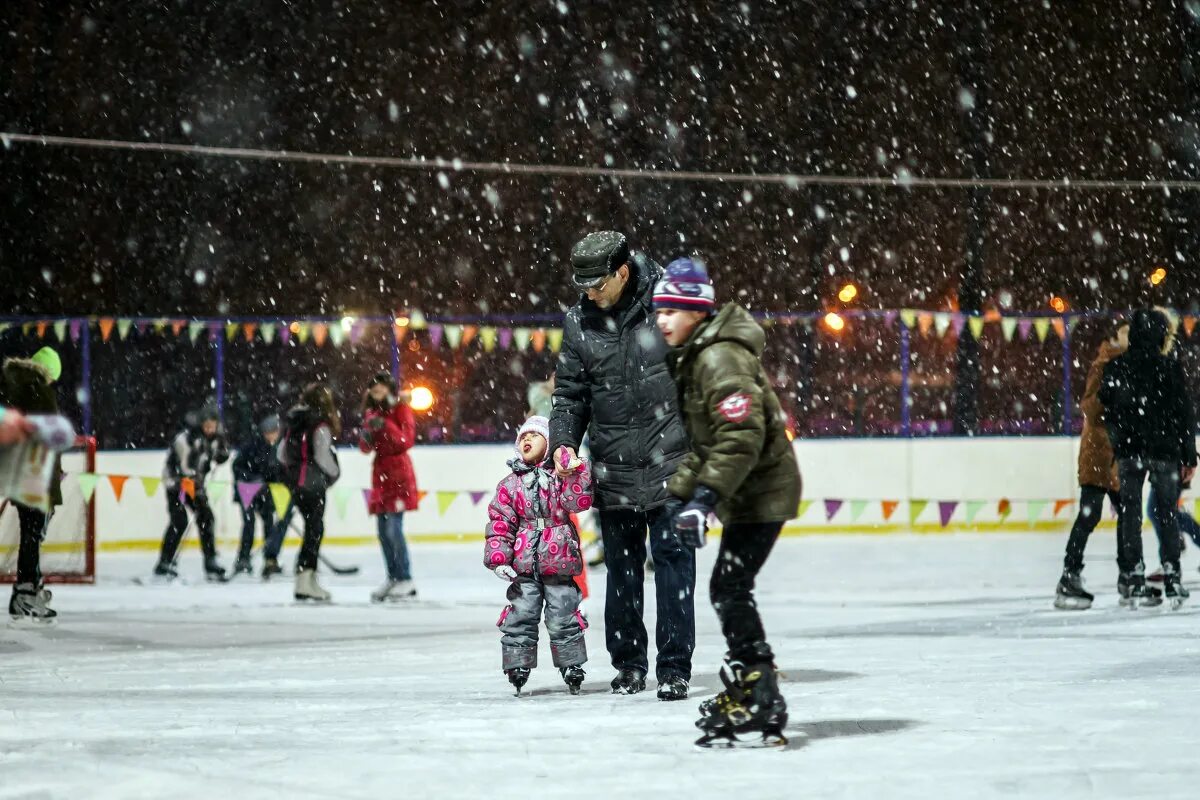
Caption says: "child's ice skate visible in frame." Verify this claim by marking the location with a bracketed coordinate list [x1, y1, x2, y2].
[506, 667, 530, 696]
[561, 665, 585, 695]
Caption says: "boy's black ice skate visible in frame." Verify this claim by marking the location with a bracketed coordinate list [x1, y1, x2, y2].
[657, 675, 689, 701]
[204, 559, 229, 583]
[1163, 564, 1190, 609]
[1118, 571, 1163, 609]
[1053, 570, 1094, 610]
[561, 665, 585, 695]
[9, 583, 57, 623]
[233, 556, 253, 576]
[506, 667, 531, 696]
[610, 668, 646, 695]
[152, 561, 179, 581]
[261, 558, 283, 580]
[694, 662, 788, 749]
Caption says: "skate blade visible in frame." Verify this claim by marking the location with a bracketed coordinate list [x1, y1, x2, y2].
[7, 615, 56, 626]
[567, 685, 582, 695]
[694, 732, 788, 750]
[293, 595, 332, 604]
[1053, 596, 1092, 611]
[1170, 596, 1188, 610]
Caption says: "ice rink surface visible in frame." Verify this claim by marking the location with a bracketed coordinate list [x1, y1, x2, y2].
[3, 531, 1199, 799]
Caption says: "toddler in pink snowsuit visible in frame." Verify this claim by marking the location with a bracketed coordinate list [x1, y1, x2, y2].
[484, 415, 592, 695]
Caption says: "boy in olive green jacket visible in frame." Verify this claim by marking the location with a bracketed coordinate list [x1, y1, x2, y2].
[654, 258, 801, 747]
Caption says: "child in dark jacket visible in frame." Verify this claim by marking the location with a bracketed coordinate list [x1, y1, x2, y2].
[484, 416, 592, 695]
[232, 414, 283, 576]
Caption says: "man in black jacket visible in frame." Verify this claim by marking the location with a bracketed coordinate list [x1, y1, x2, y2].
[550, 230, 695, 700]
[1100, 307, 1198, 607]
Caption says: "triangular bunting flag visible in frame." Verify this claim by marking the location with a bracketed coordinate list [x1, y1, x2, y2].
[909, 499, 928, 525]
[181, 477, 196, 500]
[70, 319, 83, 342]
[152, 319, 168, 335]
[363, 488, 373, 509]
[1184, 316, 1196, 337]
[328, 323, 345, 347]
[933, 312, 952, 338]
[1053, 499, 1073, 517]
[998, 498, 1012, 522]
[965, 500, 985, 524]
[428, 324, 444, 349]
[280, 324, 292, 344]
[269, 483, 291, 518]
[1027, 499, 1047, 524]
[1033, 318, 1051, 342]
[116, 319, 132, 340]
[261, 323, 276, 344]
[444, 325, 464, 350]
[917, 313, 934, 337]
[35, 321, 48, 339]
[531, 329, 547, 353]
[331, 485, 351, 519]
[206, 480, 228, 504]
[1001, 317, 1018, 341]
[883, 310, 899, 328]
[170, 320, 185, 336]
[849, 499, 868, 523]
[52, 320, 66, 342]
[437, 491, 457, 516]
[899, 309, 917, 329]
[296, 322, 311, 344]
[188, 321, 205, 343]
[824, 499, 843, 522]
[469, 490, 488, 506]
[417, 490, 428, 504]
[881, 500, 900, 521]
[108, 474, 128, 502]
[20, 322, 31, 336]
[548, 328, 564, 353]
[1050, 318, 1065, 340]
[408, 309, 428, 331]
[498, 328, 513, 350]
[460, 326, 478, 348]
[349, 320, 368, 345]
[968, 316, 985, 340]
[513, 328, 532, 351]
[1017, 318, 1033, 341]
[141, 476, 161, 497]
[311, 323, 328, 347]
[1195, 499, 1200, 521]
[242, 323, 258, 342]
[236, 481, 263, 508]
[98, 318, 115, 342]
[394, 324, 407, 346]
[225, 322, 239, 342]
[796, 499, 813, 519]
[938, 501, 957, 527]
[480, 327, 498, 352]
[77, 473, 99, 502]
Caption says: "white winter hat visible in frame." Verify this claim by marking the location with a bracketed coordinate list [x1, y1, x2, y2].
[514, 415, 550, 454]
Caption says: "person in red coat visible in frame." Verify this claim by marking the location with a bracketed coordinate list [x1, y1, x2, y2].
[359, 372, 421, 602]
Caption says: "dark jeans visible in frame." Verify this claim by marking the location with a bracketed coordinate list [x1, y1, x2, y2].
[376, 512, 412, 581]
[293, 488, 326, 572]
[1147, 484, 1200, 549]
[600, 504, 696, 682]
[1063, 485, 1121, 573]
[159, 489, 217, 565]
[263, 501, 296, 561]
[238, 489, 277, 560]
[15, 505, 48, 586]
[1116, 458, 1182, 573]
[712, 521, 783, 665]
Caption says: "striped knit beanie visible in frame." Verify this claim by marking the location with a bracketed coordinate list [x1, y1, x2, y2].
[652, 258, 715, 312]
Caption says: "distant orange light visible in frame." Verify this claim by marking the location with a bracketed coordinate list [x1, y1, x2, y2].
[408, 386, 435, 412]
[394, 316, 410, 328]
[289, 321, 300, 334]
[824, 312, 846, 332]
[837, 283, 858, 303]
[1049, 296, 1067, 313]
[1150, 267, 1167, 286]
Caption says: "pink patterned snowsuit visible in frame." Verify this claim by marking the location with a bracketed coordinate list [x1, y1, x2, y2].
[485, 459, 593, 671]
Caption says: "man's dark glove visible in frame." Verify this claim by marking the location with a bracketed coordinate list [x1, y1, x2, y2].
[673, 485, 719, 548]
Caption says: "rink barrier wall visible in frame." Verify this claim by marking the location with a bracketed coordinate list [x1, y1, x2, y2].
[64, 437, 1189, 552]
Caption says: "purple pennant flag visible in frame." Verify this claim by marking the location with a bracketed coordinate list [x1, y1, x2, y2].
[951, 314, 966, 335]
[883, 310, 898, 329]
[1017, 318, 1033, 340]
[136, 321, 150, 334]
[69, 319, 82, 342]
[349, 320, 366, 345]
[429, 324, 444, 349]
[207, 321, 221, 341]
[824, 499, 843, 521]
[362, 488, 374, 509]
[469, 491, 488, 506]
[236, 481, 263, 508]
[280, 325, 292, 344]
[498, 328, 513, 350]
[938, 501, 958, 527]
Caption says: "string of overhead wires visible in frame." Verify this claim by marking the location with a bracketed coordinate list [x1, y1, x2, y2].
[2, 131, 1195, 192]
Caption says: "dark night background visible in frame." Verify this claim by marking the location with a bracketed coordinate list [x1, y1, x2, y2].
[2, 1, 1200, 447]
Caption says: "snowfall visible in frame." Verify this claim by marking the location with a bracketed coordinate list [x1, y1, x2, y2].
[3, 530, 1198, 800]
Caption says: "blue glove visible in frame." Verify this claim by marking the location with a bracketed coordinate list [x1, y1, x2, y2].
[673, 485, 718, 548]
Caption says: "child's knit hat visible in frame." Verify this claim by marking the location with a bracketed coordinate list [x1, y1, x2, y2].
[514, 415, 549, 455]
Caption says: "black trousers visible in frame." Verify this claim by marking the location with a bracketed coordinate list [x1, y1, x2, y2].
[1062, 485, 1121, 573]
[1116, 458, 1183, 573]
[711, 521, 783, 665]
[15, 505, 48, 586]
[237, 489, 277, 560]
[293, 488, 326, 572]
[158, 489, 217, 565]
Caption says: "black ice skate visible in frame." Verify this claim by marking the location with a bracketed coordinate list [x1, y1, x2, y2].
[610, 668, 646, 695]
[204, 559, 229, 583]
[694, 662, 788, 749]
[261, 558, 283, 580]
[233, 556, 253, 576]
[9, 583, 57, 623]
[1118, 571, 1163, 609]
[657, 675, 689, 701]
[1053, 570, 1094, 610]
[507, 667, 531, 696]
[152, 561, 179, 581]
[561, 665, 585, 695]
[1163, 564, 1190, 610]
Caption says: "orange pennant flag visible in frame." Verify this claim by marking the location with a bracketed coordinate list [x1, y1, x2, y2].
[917, 313, 934, 336]
[171, 320, 186, 336]
[418, 490, 428, 504]
[181, 477, 195, 499]
[881, 500, 900, 521]
[1184, 316, 1197, 337]
[1050, 319, 1065, 340]
[36, 321, 48, 339]
[1053, 499, 1072, 517]
[98, 318, 116, 342]
[312, 323, 328, 347]
[242, 323, 258, 342]
[394, 326, 407, 345]
[108, 474, 129, 502]
[531, 329, 547, 353]
[461, 325, 478, 348]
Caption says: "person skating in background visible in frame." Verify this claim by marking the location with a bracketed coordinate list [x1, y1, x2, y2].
[526, 372, 554, 418]
[359, 371, 421, 602]
[278, 382, 342, 602]
[550, 230, 696, 701]
[232, 414, 284, 577]
[1100, 308, 1198, 608]
[1054, 323, 1128, 610]
[1, 347, 66, 621]
[154, 404, 230, 582]
[653, 258, 802, 747]
[485, 415, 592, 695]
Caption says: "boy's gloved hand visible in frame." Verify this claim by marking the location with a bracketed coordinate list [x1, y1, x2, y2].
[673, 485, 718, 548]
[493, 565, 517, 582]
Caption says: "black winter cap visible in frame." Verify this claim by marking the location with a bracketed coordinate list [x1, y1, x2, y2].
[570, 231, 629, 289]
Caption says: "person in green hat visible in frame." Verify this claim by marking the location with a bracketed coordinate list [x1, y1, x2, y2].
[0, 348, 65, 622]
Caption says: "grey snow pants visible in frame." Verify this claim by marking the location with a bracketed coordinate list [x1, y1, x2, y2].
[498, 576, 587, 671]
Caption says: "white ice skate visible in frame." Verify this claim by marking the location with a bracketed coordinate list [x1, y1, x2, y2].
[371, 579, 417, 603]
[294, 569, 331, 603]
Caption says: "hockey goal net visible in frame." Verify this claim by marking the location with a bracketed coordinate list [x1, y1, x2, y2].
[0, 436, 96, 584]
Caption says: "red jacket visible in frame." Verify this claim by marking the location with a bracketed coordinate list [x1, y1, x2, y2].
[359, 403, 420, 514]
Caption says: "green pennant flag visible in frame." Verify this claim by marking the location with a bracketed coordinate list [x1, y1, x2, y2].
[968, 316, 985, 340]
[909, 499, 929, 526]
[269, 483, 291, 518]
[296, 323, 310, 344]
[1027, 499, 1048, 524]
[206, 480, 228, 504]
[444, 325, 464, 350]
[152, 318, 168, 335]
[1195, 498, 1200, 521]
[933, 312, 952, 338]
[965, 500, 986, 524]
[141, 476, 161, 497]
[77, 473, 99, 503]
[1000, 317, 1018, 342]
[117, 319, 133, 340]
[849, 499, 869, 523]
[548, 328, 564, 353]
[329, 323, 346, 347]
[53, 320, 67, 341]
[261, 323, 277, 344]
[1033, 318, 1051, 342]
[480, 327, 498, 352]
[513, 328, 532, 351]
[437, 491, 457, 516]
[225, 322, 239, 341]
[188, 321, 205, 343]
[331, 485, 351, 519]
[899, 309, 917, 329]
[796, 499, 813, 519]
